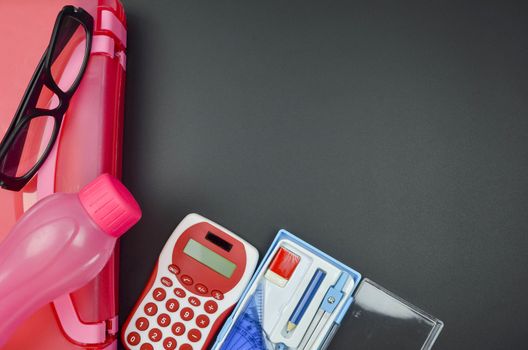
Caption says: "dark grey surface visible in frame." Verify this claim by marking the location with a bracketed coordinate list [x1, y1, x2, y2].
[119, 1, 528, 349]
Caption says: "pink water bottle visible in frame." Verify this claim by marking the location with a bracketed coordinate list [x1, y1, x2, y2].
[0, 174, 141, 345]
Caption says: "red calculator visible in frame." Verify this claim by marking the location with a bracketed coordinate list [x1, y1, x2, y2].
[122, 214, 259, 350]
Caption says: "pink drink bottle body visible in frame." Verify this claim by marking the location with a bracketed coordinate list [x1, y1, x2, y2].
[0, 174, 141, 346]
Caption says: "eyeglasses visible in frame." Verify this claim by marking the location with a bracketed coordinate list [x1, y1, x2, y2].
[0, 6, 93, 191]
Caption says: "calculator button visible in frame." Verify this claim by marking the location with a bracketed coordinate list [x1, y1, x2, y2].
[188, 296, 201, 307]
[171, 322, 186, 336]
[211, 290, 224, 300]
[144, 302, 158, 316]
[179, 344, 192, 350]
[168, 264, 180, 275]
[204, 300, 218, 314]
[157, 313, 171, 327]
[136, 317, 149, 331]
[163, 337, 177, 350]
[174, 288, 186, 298]
[180, 307, 194, 321]
[140, 344, 154, 350]
[195, 284, 208, 294]
[149, 328, 162, 342]
[127, 332, 141, 345]
[180, 275, 193, 285]
[153, 288, 167, 301]
[166, 298, 180, 312]
[188, 329, 202, 343]
[196, 314, 210, 328]
[161, 277, 173, 287]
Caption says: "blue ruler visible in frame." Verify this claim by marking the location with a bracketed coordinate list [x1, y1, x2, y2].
[220, 284, 267, 350]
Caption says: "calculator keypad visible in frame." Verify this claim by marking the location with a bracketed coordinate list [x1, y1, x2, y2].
[211, 290, 224, 300]
[195, 284, 208, 295]
[196, 315, 209, 328]
[168, 264, 180, 275]
[136, 317, 149, 331]
[125, 264, 224, 350]
[180, 275, 193, 285]
[158, 313, 171, 327]
[166, 299, 180, 312]
[161, 277, 173, 287]
[204, 300, 218, 314]
[187, 329, 202, 342]
[127, 332, 141, 345]
[180, 307, 194, 321]
[188, 297, 200, 307]
[144, 303, 157, 316]
[174, 288, 186, 298]
[172, 322, 186, 336]
[148, 328, 162, 342]
[153, 288, 167, 301]
[163, 337, 177, 349]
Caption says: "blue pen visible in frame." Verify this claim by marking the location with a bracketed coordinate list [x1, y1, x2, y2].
[286, 268, 327, 332]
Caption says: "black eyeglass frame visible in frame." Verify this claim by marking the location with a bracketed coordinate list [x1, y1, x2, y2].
[0, 6, 93, 191]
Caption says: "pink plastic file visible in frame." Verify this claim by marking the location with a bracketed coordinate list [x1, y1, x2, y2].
[0, 1, 127, 349]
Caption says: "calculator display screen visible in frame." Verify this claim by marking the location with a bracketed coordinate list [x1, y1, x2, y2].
[184, 239, 236, 278]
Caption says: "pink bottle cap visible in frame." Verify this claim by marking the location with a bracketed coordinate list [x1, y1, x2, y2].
[78, 174, 142, 238]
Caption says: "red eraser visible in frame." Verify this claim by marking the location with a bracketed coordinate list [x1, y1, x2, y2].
[264, 247, 301, 287]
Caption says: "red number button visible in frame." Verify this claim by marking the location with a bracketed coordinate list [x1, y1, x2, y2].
[140, 344, 154, 350]
[161, 277, 173, 287]
[163, 337, 177, 350]
[181, 275, 193, 285]
[180, 307, 194, 321]
[171, 322, 185, 336]
[188, 296, 201, 307]
[195, 284, 208, 294]
[211, 290, 224, 300]
[165, 298, 179, 312]
[168, 264, 180, 275]
[144, 302, 158, 316]
[180, 344, 193, 350]
[136, 317, 149, 331]
[188, 329, 202, 342]
[204, 300, 218, 314]
[153, 288, 166, 301]
[196, 314, 210, 328]
[174, 288, 186, 298]
[157, 313, 171, 327]
[149, 328, 162, 342]
[127, 332, 140, 345]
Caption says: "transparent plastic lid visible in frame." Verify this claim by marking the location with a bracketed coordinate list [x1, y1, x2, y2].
[347, 279, 443, 350]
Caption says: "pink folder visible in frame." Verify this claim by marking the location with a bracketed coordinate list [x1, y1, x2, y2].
[0, 1, 127, 349]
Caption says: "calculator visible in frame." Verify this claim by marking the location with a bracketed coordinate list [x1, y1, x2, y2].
[122, 213, 259, 350]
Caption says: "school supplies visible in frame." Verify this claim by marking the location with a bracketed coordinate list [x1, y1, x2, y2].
[213, 230, 444, 350]
[298, 272, 349, 349]
[219, 283, 266, 350]
[122, 214, 259, 350]
[286, 269, 326, 333]
[265, 247, 300, 287]
[214, 231, 356, 350]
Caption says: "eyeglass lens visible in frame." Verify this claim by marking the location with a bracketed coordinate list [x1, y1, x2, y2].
[0, 116, 55, 178]
[49, 15, 88, 93]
